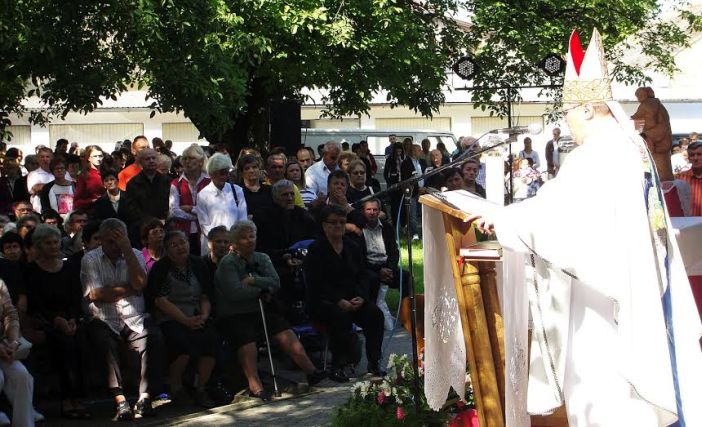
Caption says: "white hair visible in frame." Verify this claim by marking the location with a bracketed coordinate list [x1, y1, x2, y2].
[206, 152, 233, 175]
[182, 143, 206, 161]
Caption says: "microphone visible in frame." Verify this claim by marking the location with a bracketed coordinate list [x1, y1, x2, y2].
[489, 123, 543, 135]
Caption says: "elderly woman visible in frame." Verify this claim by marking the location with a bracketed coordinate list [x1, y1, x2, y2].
[254, 180, 317, 315]
[284, 160, 315, 207]
[215, 221, 325, 401]
[236, 154, 273, 219]
[304, 205, 385, 382]
[24, 224, 88, 418]
[168, 144, 210, 256]
[196, 153, 247, 255]
[0, 279, 35, 426]
[74, 145, 106, 211]
[140, 218, 165, 272]
[346, 159, 374, 206]
[148, 230, 218, 408]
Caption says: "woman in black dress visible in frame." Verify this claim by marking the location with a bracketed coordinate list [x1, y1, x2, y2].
[24, 224, 89, 419]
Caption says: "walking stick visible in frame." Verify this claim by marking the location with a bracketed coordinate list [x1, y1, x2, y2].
[259, 297, 280, 397]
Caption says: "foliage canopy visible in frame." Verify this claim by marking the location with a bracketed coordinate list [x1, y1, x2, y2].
[0, 0, 699, 148]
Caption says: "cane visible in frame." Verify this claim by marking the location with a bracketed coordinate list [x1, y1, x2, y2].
[259, 297, 280, 397]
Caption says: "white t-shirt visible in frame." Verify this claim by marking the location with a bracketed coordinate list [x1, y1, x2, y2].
[48, 183, 75, 217]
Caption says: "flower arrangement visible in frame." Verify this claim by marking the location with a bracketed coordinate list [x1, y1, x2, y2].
[331, 353, 476, 427]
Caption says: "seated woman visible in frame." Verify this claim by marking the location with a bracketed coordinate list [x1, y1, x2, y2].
[215, 221, 325, 401]
[304, 205, 385, 382]
[0, 279, 36, 426]
[24, 224, 89, 419]
[149, 230, 218, 408]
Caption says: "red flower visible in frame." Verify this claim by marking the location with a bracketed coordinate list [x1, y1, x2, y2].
[396, 406, 406, 420]
[377, 391, 385, 405]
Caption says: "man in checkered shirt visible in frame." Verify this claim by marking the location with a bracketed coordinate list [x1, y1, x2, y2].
[81, 218, 164, 421]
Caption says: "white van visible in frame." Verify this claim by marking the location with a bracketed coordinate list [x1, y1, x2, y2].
[300, 128, 457, 156]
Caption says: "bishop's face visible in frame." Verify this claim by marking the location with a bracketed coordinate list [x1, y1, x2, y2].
[565, 104, 587, 145]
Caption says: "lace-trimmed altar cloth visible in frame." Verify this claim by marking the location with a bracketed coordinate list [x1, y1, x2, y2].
[422, 203, 467, 411]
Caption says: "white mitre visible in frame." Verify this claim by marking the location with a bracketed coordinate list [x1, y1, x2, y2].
[563, 29, 633, 130]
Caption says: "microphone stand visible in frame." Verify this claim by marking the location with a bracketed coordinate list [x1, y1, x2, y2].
[361, 130, 521, 413]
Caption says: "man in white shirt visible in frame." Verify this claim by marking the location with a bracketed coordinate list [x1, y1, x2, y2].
[26, 147, 56, 212]
[305, 141, 341, 196]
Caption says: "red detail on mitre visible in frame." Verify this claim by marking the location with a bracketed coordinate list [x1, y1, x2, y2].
[569, 30, 585, 76]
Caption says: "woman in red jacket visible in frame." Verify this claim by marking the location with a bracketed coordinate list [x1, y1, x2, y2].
[73, 145, 105, 211]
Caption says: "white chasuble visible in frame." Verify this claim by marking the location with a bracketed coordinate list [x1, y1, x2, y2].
[495, 124, 683, 426]
[422, 203, 467, 410]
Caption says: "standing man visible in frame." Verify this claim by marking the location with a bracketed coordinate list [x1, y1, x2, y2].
[123, 149, 171, 246]
[82, 218, 164, 421]
[295, 147, 313, 172]
[384, 134, 398, 158]
[545, 128, 562, 178]
[675, 141, 702, 216]
[467, 29, 702, 425]
[118, 136, 150, 191]
[305, 141, 341, 196]
[26, 147, 69, 213]
[400, 144, 426, 240]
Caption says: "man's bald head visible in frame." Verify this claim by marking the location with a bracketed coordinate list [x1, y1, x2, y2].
[138, 148, 159, 173]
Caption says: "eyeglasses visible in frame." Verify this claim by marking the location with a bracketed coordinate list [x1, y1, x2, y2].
[351, 170, 366, 175]
[279, 191, 295, 198]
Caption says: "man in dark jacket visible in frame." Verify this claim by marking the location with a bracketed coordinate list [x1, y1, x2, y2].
[123, 149, 171, 247]
[357, 198, 409, 302]
[400, 144, 427, 239]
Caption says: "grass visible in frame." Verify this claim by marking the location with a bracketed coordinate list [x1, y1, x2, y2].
[385, 238, 424, 312]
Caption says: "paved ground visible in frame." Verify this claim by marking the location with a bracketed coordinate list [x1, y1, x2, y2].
[45, 328, 413, 427]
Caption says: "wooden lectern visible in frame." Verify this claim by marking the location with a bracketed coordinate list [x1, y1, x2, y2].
[419, 193, 568, 427]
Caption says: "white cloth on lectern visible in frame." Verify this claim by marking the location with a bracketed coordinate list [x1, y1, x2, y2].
[422, 204, 466, 410]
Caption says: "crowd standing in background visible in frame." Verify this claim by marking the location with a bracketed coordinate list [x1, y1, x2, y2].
[0, 127, 697, 424]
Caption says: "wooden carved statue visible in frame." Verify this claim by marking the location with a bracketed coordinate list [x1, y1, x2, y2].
[631, 86, 674, 181]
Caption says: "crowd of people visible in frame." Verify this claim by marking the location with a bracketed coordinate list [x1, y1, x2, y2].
[0, 124, 697, 424]
[0, 134, 485, 424]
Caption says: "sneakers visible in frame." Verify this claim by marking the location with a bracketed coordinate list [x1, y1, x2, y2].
[194, 390, 216, 409]
[328, 368, 350, 383]
[114, 400, 134, 422]
[306, 369, 327, 386]
[133, 398, 155, 418]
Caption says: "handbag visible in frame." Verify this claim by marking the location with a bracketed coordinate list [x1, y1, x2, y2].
[14, 337, 32, 360]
